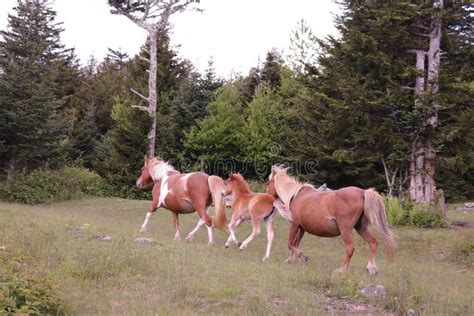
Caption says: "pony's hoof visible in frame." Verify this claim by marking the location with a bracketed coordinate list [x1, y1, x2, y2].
[334, 267, 347, 274]
[174, 235, 181, 241]
[284, 256, 296, 264]
[239, 246, 245, 251]
[367, 267, 379, 276]
[261, 256, 269, 262]
[207, 241, 215, 246]
[139, 227, 147, 232]
[185, 235, 193, 242]
[235, 241, 241, 246]
[299, 254, 309, 263]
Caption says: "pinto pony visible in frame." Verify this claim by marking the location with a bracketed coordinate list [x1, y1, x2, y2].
[223, 173, 276, 261]
[136, 156, 227, 244]
[267, 165, 395, 275]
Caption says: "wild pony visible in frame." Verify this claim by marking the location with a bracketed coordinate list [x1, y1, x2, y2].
[267, 165, 395, 275]
[136, 156, 227, 244]
[222, 173, 276, 261]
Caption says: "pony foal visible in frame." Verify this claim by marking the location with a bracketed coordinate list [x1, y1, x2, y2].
[223, 173, 276, 261]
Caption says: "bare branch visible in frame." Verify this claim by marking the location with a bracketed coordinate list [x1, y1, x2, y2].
[130, 87, 149, 101]
[401, 86, 416, 91]
[139, 56, 150, 63]
[132, 105, 150, 113]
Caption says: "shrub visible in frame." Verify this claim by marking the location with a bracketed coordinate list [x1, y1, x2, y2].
[0, 251, 65, 315]
[385, 197, 448, 228]
[0, 167, 106, 204]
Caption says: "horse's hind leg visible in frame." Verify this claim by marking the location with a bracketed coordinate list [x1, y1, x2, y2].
[239, 215, 262, 251]
[335, 227, 355, 273]
[262, 211, 276, 262]
[172, 212, 181, 241]
[186, 218, 205, 242]
[356, 216, 379, 275]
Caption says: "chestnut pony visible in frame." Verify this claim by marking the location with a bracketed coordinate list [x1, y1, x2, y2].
[268, 165, 395, 275]
[222, 173, 276, 261]
[136, 156, 227, 244]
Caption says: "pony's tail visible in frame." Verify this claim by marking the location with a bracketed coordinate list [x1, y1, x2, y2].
[364, 189, 396, 260]
[208, 176, 228, 232]
[273, 200, 293, 223]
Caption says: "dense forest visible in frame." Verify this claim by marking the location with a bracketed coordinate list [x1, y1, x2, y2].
[0, 0, 472, 202]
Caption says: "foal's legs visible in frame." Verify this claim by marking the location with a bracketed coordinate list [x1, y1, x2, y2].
[140, 205, 157, 232]
[172, 212, 181, 241]
[287, 222, 308, 263]
[262, 212, 276, 262]
[335, 226, 355, 273]
[285, 227, 305, 263]
[239, 215, 262, 251]
[225, 212, 243, 248]
[356, 216, 379, 275]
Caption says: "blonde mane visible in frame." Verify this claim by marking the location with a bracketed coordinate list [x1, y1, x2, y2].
[148, 158, 175, 182]
[272, 166, 314, 206]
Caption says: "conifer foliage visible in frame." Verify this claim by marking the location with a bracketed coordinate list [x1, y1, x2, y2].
[0, 0, 70, 178]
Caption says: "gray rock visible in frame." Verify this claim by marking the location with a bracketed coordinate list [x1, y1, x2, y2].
[134, 237, 155, 244]
[100, 236, 113, 242]
[360, 284, 387, 298]
[407, 309, 419, 316]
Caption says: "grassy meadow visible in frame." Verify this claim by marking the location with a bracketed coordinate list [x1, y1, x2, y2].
[1, 198, 473, 315]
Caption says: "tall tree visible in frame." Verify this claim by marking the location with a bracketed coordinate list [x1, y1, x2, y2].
[108, 0, 199, 157]
[0, 0, 70, 178]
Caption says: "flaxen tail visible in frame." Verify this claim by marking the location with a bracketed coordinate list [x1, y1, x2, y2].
[273, 200, 293, 222]
[208, 176, 228, 232]
[364, 189, 396, 260]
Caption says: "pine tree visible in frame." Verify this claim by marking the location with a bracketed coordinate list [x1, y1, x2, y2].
[183, 86, 245, 175]
[0, 0, 70, 178]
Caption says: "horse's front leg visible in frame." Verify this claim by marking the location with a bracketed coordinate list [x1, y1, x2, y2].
[287, 222, 308, 263]
[172, 212, 181, 241]
[140, 205, 157, 232]
[285, 226, 305, 263]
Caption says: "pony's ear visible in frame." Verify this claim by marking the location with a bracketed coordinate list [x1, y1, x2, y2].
[229, 173, 234, 179]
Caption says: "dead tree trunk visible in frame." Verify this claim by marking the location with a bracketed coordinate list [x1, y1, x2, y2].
[109, 0, 197, 157]
[408, 0, 443, 204]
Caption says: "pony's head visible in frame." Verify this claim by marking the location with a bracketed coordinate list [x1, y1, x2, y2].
[136, 156, 166, 189]
[266, 165, 288, 197]
[223, 173, 251, 196]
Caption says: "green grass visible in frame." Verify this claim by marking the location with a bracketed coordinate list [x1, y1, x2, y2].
[1, 198, 473, 315]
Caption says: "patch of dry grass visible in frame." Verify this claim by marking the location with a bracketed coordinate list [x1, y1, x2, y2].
[1, 198, 473, 314]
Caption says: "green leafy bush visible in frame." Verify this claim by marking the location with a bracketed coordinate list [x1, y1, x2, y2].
[385, 197, 448, 228]
[1, 251, 65, 315]
[0, 167, 106, 204]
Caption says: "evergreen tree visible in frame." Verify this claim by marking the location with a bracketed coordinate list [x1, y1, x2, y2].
[183, 86, 245, 175]
[0, 0, 70, 178]
[261, 49, 283, 90]
[240, 84, 285, 180]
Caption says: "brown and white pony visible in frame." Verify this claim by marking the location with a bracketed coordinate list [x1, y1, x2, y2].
[136, 156, 227, 244]
[222, 173, 276, 261]
[268, 165, 395, 275]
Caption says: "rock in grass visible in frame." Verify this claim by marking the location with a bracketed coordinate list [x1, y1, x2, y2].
[134, 237, 155, 244]
[360, 284, 387, 298]
[100, 236, 112, 242]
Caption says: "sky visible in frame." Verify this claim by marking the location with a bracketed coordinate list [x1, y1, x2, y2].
[0, 0, 341, 77]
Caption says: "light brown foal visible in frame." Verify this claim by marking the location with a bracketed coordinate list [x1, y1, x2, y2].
[223, 173, 276, 261]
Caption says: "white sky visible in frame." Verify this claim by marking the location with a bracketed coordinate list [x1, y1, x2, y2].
[0, 0, 340, 77]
